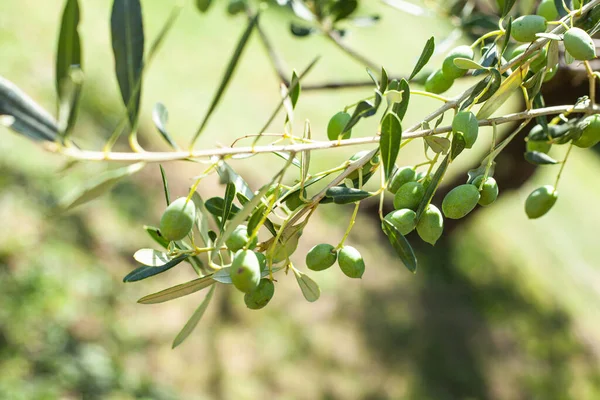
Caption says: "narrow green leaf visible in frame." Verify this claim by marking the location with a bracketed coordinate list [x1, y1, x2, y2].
[191, 191, 212, 246]
[331, 0, 358, 21]
[144, 225, 170, 249]
[501, 0, 516, 17]
[159, 164, 170, 206]
[124, 254, 189, 282]
[379, 112, 402, 181]
[205, 197, 240, 220]
[409, 36, 434, 81]
[467, 162, 496, 184]
[153, 103, 179, 149]
[111, 0, 145, 126]
[450, 132, 466, 160]
[0, 76, 59, 142]
[381, 219, 417, 273]
[477, 66, 527, 119]
[217, 161, 254, 200]
[294, 270, 320, 302]
[172, 285, 216, 348]
[393, 79, 410, 120]
[137, 275, 215, 304]
[59, 162, 145, 212]
[190, 14, 258, 145]
[195, 0, 213, 13]
[524, 151, 558, 165]
[56, 0, 82, 100]
[500, 17, 512, 58]
[343, 100, 375, 134]
[273, 151, 302, 168]
[415, 155, 449, 219]
[461, 69, 501, 110]
[57, 66, 83, 139]
[325, 186, 372, 204]
[221, 182, 237, 230]
[290, 70, 301, 108]
[300, 120, 311, 181]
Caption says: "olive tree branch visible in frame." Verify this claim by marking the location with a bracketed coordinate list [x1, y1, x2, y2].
[47, 102, 598, 163]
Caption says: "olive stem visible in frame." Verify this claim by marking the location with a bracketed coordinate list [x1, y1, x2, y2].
[584, 61, 596, 107]
[336, 201, 360, 251]
[470, 30, 504, 49]
[554, 142, 574, 189]
[410, 90, 450, 103]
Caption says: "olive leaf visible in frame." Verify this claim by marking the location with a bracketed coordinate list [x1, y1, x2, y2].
[59, 162, 145, 212]
[294, 270, 320, 302]
[501, 0, 517, 17]
[56, 0, 82, 99]
[379, 112, 402, 181]
[221, 182, 237, 230]
[133, 248, 174, 267]
[500, 17, 512, 58]
[217, 162, 255, 200]
[409, 36, 434, 81]
[467, 162, 496, 184]
[111, 0, 145, 127]
[343, 100, 376, 134]
[425, 136, 450, 154]
[416, 155, 449, 220]
[191, 191, 212, 246]
[172, 285, 216, 349]
[325, 186, 372, 204]
[137, 275, 216, 304]
[477, 66, 528, 119]
[554, 0, 572, 17]
[57, 66, 83, 139]
[144, 225, 170, 249]
[191, 14, 258, 145]
[159, 164, 171, 206]
[0, 76, 59, 142]
[205, 197, 241, 220]
[124, 254, 189, 282]
[461, 69, 501, 110]
[152, 103, 179, 149]
[289, 70, 301, 108]
[524, 151, 559, 165]
[381, 219, 417, 273]
[290, 24, 315, 37]
[453, 58, 486, 71]
[450, 132, 466, 160]
[331, 0, 358, 22]
[394, 79, 410, 120]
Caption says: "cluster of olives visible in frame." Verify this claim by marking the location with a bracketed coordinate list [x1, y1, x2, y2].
[305, 244, 366, 278]
[425, 45, 475, 94]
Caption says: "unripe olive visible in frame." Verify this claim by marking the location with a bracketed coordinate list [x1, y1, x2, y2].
[347, 151, 380, 181]
[230, 250, 261, 293]
[159, 197, 196, 242]
[338, 246, 365, 279]
[244, 279, 275, 310]
[328, 111, 352, 140]
[537, 0, 559, 21]
[452, 111, 479, 149]
[525, 185, 557, 219]
[511, 15, 547, 42]
[226, 225, 258, 252]
[393, 181, 425, 211]
[227, 0, 246, 15]
[442, 184, 480, 219]
[416, 204, 444, 245]
[472, 175, 499, 206]
[564, 28, 596, 61]
[574, 114, 600, 148]
[526, 139, 552, 153]
[388, 166, 416, 194]
[384, 209, 417, 235]
[306, 243, 337, 271]
[425, 69, 454, 94]
[442, 45, 475, 79]
[285, 189, 307, 211]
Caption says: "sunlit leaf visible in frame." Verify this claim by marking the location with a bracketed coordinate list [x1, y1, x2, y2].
[379, 112, 402, 181]
[144, 225, 170, 249]
[137, 275, 215, 304]
[133, 248, 174, 267]
[415, 155, 449, 219]
[152, 103, 179, 149]
[221, 182, 237, 230]
[424, 136, 450, 154]
[453, 58, 485, 71]
[172, 285, 215, 348]
[477, 66, 528, 119]
[124, 254, 189, 282]
[325, 186, 372, 204]
[56, 0, 82, 99]
[295, 270, 320, 302]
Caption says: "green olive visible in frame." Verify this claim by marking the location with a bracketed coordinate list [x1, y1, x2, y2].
[384, 209, 417, 235]
[442, 184, 480, 219]
[328, 111, 352, 140]
[393, 181, 425, 211]
[472, 175, 499, 206]
[525, 185, 558, 219]
[159, 197, 196, 242]
[574, 114, 600, 148]
[425, 69, 454, 94]
[230, 250, 261, 293]
[511, 15, 547, 43]
[226, 225, 258, 252]
[526, 139, 552, 154]
[537, 0, 559, 21]
[306, 243, 337, 271]
[388, 166, 416, 194]
[244, 279, 275, 310]
[416, 204, 444, 245]
[452, 111, 479, 149]
[564, 28, 596, 61]
[227, 0, 246, 15]
[442, 45, 475, 79]
[338, 246, 365, 279]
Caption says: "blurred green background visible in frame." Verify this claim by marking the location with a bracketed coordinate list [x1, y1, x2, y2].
[1, 0, 600, 399]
